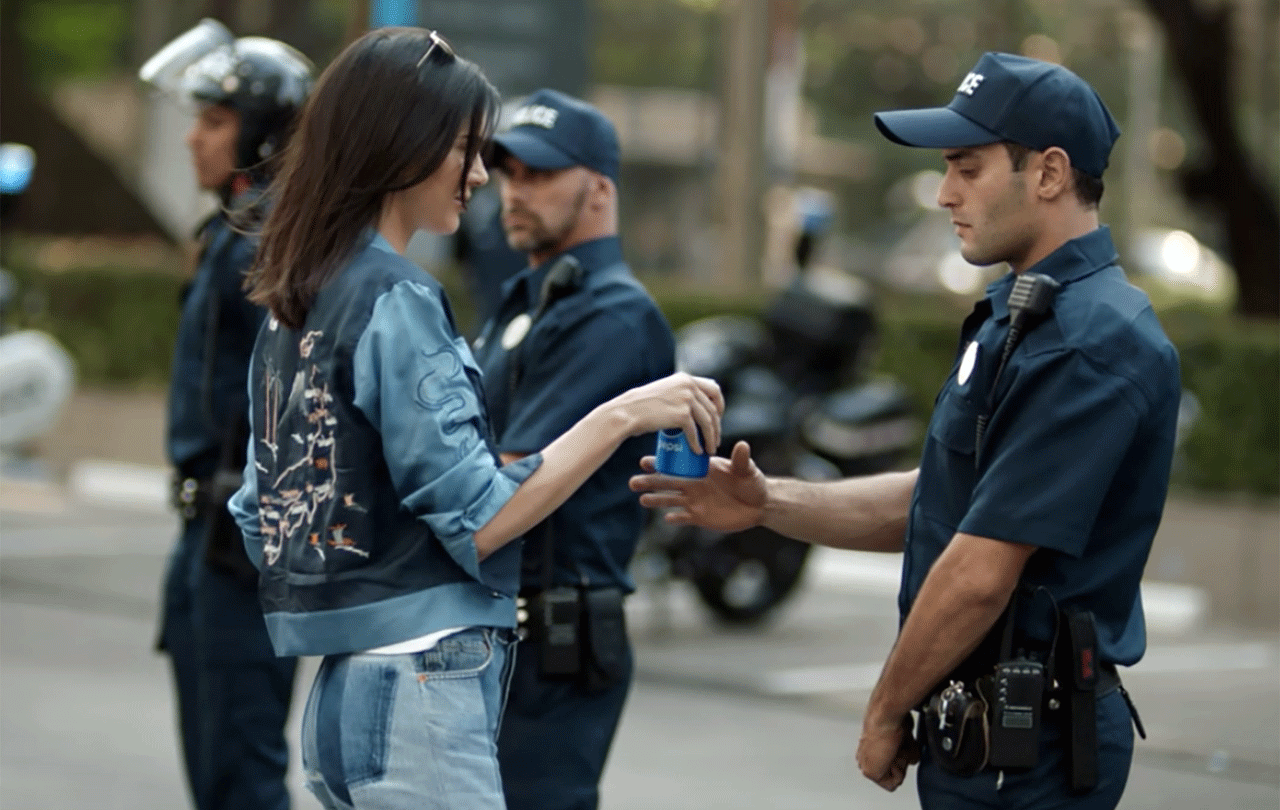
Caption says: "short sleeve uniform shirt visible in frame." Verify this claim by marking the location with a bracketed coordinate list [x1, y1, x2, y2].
[902, 227, 1181, 666]
[472, 236, 675, 590]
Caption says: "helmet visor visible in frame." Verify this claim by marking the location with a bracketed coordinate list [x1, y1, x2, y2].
[138, 18, 234, 95]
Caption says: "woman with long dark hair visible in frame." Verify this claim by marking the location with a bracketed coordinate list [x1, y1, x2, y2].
[229, 27, 721, 809]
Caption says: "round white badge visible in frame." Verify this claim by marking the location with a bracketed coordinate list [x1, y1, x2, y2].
[957, 340, 979, 386]
[501, 313, 533, 350]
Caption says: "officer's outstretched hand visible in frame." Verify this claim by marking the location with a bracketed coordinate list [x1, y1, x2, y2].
[630, 440, 766, 534]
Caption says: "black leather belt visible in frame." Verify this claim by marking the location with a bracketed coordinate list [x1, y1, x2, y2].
[1095, 661, 1119, 697]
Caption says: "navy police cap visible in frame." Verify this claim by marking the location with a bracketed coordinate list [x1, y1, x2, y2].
[492, 89, 620, 183]
[874, 52, 1120, 179]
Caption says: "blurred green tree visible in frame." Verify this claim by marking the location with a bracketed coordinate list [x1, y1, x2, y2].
[1140, 0, 1278, 318]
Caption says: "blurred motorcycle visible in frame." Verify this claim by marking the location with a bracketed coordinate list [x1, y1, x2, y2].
[0, 143, 77, 459]
[633, 263, 917, 625]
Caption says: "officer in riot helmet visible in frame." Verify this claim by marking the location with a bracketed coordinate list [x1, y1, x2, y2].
[140, 19, 312, 810]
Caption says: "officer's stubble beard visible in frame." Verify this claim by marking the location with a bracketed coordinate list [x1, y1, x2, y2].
[506, 181, 591, 258]
[960, 168, 1036, 270]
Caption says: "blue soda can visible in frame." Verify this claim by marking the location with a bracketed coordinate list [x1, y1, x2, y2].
[654, 428, 709, 478]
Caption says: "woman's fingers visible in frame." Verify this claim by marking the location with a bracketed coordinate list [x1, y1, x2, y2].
[695, 388, 721, 450]
[686, 396, 718, 455]
[695, 374, 725, 413]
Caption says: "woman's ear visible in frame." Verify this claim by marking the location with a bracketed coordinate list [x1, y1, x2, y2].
[1037, 147, 1072, 201]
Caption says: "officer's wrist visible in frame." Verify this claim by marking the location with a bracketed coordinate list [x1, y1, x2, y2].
[863, 699, 907, 734]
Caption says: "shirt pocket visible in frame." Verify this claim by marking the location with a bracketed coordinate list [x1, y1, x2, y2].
[919, 384, 981, 525]
[928, 384, 981, 457]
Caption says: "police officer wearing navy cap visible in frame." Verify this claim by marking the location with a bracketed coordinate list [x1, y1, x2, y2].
[631, 52, 1180, 809]
[472, 89, 675, 810]
[140, 20, 312, 810]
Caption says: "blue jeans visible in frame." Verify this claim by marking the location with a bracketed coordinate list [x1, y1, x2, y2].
[301, 627, 517, 810]
[917, 689, 1135, 809]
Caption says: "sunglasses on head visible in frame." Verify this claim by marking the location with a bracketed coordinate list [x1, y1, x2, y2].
[415, 29, 455, 69]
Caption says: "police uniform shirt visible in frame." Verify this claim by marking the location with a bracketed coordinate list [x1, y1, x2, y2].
[166, 201, 267, 476]
[472, 236, 675, 590]
[902, 226, 1181, 667]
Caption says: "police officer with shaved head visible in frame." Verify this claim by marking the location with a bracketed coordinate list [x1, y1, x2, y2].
[472, 89, 675, 810]
[631, 53, 1180, 809]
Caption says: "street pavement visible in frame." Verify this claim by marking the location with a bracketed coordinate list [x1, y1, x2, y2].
[1, 490, 1277, 809]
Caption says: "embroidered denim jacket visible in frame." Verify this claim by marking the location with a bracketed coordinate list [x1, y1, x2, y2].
[230, 235, 541, 656]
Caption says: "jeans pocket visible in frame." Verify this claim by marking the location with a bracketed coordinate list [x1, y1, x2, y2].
[415, 628, 495, 680]
[313, 655, 398, 798]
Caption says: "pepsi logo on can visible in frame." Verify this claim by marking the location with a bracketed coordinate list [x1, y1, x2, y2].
[654, 428, 709, 478]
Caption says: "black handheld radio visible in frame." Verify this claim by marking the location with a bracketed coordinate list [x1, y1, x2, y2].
[974, 272, 1060, 465]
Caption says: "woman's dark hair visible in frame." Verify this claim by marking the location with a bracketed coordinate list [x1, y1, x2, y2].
[1004, 142, 1105, 209]
[249, 27, 499, 328]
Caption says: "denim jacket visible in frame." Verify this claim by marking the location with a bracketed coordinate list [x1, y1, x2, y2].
[229, 235, 542, 656]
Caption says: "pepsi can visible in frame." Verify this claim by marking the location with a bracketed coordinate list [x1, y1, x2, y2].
[654, 428, 709, 478]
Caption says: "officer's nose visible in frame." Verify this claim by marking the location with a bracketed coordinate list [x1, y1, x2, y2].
[936, 172, 960, 210]
[498, 173, 523, 209]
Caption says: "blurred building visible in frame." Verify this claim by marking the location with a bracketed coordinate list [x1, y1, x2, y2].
[591, 85, 871, 282]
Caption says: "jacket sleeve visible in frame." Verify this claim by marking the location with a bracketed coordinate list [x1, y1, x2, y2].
[351, 280, 542, 581]
[228, 434, 264, 570]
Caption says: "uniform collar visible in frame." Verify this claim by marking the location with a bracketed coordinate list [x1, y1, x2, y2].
[982, 226, 1117, 322]
[503, 236, 624, 311]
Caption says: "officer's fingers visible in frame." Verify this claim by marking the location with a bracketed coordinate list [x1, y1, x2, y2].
[903, 739, 921, 766]
[876, 768, 904, 792]
[637, 490, 687, 510]
[729, 441, 754, 476]
[631, 472, 682, 494]
[662, 508, 696, 526]
[638, 455, 657, 473]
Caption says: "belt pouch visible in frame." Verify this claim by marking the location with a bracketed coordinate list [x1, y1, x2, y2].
[1063, 609, 1100, 793]
[536, 587, 583, 678]
[922, 679, 990, 776]
[582, 587, 628, 693]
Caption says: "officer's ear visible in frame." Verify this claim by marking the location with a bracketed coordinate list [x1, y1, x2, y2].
[589, 172, 615, 211]
[1035, 147, 1072, 203]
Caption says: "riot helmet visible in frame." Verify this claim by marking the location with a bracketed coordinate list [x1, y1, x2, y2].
[140, 19, 313, 175]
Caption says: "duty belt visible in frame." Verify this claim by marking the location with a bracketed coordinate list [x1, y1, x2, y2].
[170, 470, 241, 521]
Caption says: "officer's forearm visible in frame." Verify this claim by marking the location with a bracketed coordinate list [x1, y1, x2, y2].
[762, 469, 916, 552]
[863, 532, 1034, 727]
